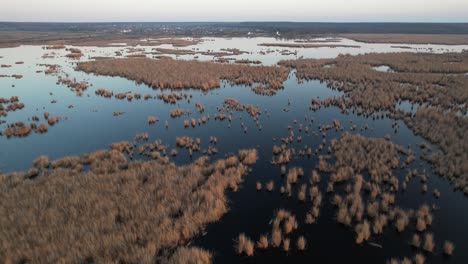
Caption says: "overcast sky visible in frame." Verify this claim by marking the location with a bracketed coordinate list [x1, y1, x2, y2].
[1, 0, 467, 22]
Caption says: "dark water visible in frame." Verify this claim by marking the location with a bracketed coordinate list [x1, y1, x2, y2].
[1, 43, 467, 263]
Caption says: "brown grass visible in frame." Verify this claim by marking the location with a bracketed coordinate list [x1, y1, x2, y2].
[0, 147, 258, 263]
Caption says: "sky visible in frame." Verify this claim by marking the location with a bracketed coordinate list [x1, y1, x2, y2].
[1, 0, 467, 22]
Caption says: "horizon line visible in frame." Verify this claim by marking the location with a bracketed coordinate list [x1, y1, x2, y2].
[1, 21, 468, 24]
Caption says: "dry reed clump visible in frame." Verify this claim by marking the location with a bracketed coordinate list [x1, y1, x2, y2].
[195, 102, 205, 113]
[175, 136, 201, 155]
[170, 108, 188, 118]
[355, 220, 371, 244]
[157, 92, 190, 104]
[65, 47, 83, 59]
[256, 181, 262, 191]
[414, 254, 425, 264]
[0, 147, 258, 263]
[423, 233, 435, 252]
[286, 167, 304, 185]
[297, 184, 307, 201]
[394, 209, 411, 232]
[443, 240, 455, 256]
[95, 88, 113, 98]
[387, 257, 412, 264]
[282, 238, 291, 252]
[257, 235, 269, 249]
[236, 233, 255, 256]
[411, 234, 421, 248]
[77, 58, 288, 94]
[271, 229, 282, 247]
[239, 149, 258, 166]
[266, 180, 274, 192]
[3, 122, 33, 138]
[0, 96, 25, 117]
[222, 98, 262, 119]
[297, 236, 306, 251]
[415, 204, 432, 232]
[148, 116, 158, 124]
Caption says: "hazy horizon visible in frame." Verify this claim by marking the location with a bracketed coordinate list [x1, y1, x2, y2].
[1, 0, 468, 23]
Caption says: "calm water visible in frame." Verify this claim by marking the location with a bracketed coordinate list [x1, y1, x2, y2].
[1, 38, 467, 263]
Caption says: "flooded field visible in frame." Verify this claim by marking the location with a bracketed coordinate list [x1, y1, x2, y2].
[1, 37, 467, 263]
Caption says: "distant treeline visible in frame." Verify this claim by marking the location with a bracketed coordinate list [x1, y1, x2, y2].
[1, 22, 467, 35]
[236, 22, 468, 35]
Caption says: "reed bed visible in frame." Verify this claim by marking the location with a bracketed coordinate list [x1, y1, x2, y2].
[0, 147, 258, 263]
[77, 58, 288, 93]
